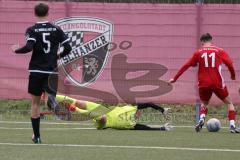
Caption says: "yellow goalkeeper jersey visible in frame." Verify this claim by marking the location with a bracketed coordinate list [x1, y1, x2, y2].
[94, 105, 137, 130]
[56, 95, 137, 129]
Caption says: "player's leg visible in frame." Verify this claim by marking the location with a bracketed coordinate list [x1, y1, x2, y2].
[133, 123, 172, 131]
[44, 74, 60, 114]
[30, 95, 41, 143]
[215, 87, 240, 133]
[46, 92, 60, 114]
[28, 73, 43, 143]
[65, 101, 89, 113]
[55, 95, 100, 111]
[84, 101, 110, 118]
[222, 97, 239, 133]
[195, 102, 209, 132]
[195, 87, 212, 132]
[199, 101, 209, 123]
[62, 97, 109, 119]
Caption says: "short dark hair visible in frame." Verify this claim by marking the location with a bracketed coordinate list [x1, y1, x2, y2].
[34, 3, 49, 17]
[200, 33, 212, 42]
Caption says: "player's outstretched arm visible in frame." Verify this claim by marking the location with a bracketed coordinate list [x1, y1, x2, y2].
[171, 60, 195, 82]
[168, 63, 191, 83]
[169, 52, 198, 83]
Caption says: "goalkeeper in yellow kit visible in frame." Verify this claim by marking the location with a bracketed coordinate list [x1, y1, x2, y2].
[54, 95, 172, 131]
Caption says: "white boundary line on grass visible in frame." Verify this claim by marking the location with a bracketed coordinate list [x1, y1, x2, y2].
[0, 126, 230, 130]
[0, 121, 90, 125]
[0, 127, 95, 130]
[0, 142, 240, 153]
[0, 121, 230, 129]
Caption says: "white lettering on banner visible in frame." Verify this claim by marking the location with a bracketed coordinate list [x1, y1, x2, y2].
[62, 34, 108, 65]
[59, 23, 107, 32]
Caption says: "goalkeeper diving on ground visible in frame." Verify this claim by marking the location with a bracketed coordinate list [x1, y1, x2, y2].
[48, 95, 172, 131]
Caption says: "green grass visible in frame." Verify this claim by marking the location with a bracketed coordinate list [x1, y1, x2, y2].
[1, 99, 239, 123]
[1, 100, 240, 160]
[0, 120, 240, 160]
[1, 99, 239, 113]
[0, 99, 31, 110]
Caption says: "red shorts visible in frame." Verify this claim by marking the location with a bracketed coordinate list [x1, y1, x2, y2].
[199, 86, 229, 102]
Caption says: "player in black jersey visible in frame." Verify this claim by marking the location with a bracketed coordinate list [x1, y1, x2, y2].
[11, 3, 72, 144]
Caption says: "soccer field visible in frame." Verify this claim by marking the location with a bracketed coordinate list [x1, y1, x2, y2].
[0, 121, 239, 160]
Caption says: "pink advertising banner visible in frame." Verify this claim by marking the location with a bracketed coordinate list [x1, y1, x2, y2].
[1, 1, 240, 104]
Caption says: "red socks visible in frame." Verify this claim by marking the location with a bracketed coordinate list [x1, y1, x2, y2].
[200, 105, 208, 119]
[228, 110, 236, 121]
[68, 104, 76, 112]
[201, 107, 236, 121]
[199, 105, 236, 128]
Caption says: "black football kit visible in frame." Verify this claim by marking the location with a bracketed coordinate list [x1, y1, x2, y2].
[15, 21, 71, 96]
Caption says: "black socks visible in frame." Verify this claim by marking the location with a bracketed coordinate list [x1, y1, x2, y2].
[31, 117, 40, 138]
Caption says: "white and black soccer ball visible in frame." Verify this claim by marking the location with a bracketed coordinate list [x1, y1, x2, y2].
[206, 118, 221, 132]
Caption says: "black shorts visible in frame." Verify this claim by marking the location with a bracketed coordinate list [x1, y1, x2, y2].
[28, 72, 58, 96]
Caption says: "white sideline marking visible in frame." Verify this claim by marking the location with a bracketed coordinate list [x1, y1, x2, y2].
[0, 121, 230, 129]
[0, 126, 229, 130]
[0, 121, 91, 125]
[171, 125, 230, 129]
[0, 127, 95, 130]
[0, 142, 239, 153]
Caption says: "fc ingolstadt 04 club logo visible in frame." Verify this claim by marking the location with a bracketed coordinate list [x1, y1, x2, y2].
[55, 17, 113, 87]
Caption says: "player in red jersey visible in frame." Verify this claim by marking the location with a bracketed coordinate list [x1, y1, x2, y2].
[169, 33, 239, 133]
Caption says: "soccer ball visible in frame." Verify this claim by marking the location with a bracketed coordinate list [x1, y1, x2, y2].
[206, 118, 221, 132]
